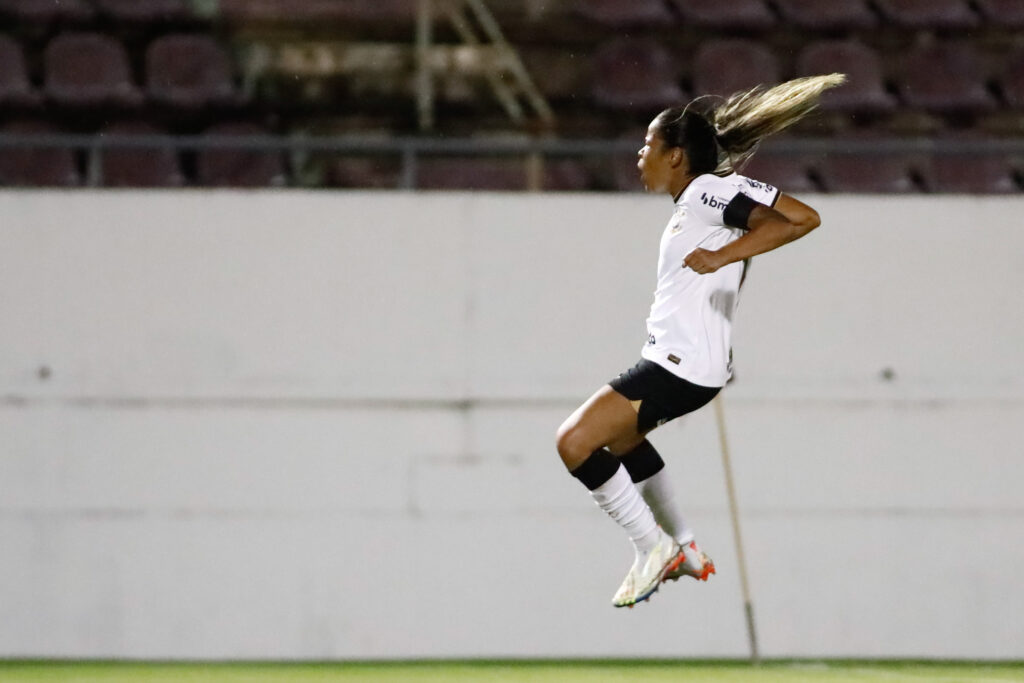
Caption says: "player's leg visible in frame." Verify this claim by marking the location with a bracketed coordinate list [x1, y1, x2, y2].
[608, 363, 721, 583]
[556, 385, 685, 607]
[619, 440, 716, 582]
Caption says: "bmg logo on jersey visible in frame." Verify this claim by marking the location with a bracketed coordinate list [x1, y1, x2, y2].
[700, 192, 729, 210]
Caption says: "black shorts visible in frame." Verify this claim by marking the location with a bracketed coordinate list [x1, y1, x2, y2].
[609, 359, 721, 433]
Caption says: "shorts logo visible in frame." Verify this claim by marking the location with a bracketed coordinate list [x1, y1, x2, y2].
[667, 354, 681, 365]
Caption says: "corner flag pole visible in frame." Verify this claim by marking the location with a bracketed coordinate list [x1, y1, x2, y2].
[712, 393, 760, 665]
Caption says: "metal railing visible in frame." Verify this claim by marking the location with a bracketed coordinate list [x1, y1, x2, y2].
[0, 133, 1022, 190]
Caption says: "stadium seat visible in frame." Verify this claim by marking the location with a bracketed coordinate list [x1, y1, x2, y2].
[922, 151, 1019, 194]
[592, 39, 685, 111]
[99, 122, 185, 188]
[93, 0, 191, 23]
[417, 157, 529, 191]
[740, 153, 820, 195]
[999, 49, 1024, 109]
[519, 48, 589, 101]
[196, 123, 287, 187]
[772, 0, 877, 30]
[218, 0, 413, 23]
[692, 40, 780, 99]
[671, 0, 776, 31]
[0, 34, 41, 107]
[872, 0, 980, 30]
[573, 0, 675, 27]
[975, 0, 1024, 28]
[816, 153, 920, 193]
[895, 43, 996, 114]
[795, 41, 896, 114]
[146, 34, 239, 109]
[544, 159, 591, 191]
[44, 32, 142, 108]
[0, 121, 80, 187]
[0, 0, 94, 22]
[611, 153, 643, 192]
[328, 157, 403, 189]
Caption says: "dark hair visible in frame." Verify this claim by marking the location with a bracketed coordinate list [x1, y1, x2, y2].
[653, 108, 720, 176]
[653, 73, 847, 174]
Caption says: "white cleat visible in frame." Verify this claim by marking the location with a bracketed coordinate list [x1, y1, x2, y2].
[663, 540, 716, 583]
[612, 530, 685, 608]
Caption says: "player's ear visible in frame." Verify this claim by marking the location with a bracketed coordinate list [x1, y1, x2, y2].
[671, 147, 689, 173]
[670, 147, 684, 168]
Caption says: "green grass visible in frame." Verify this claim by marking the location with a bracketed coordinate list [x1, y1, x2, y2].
[2, 660, 1023, 683]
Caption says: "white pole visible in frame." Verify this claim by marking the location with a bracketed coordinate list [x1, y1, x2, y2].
[713, 393, 760, 665]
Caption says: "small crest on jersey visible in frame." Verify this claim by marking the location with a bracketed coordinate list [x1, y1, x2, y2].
[667, 354, 681, 365]
[670, 206, 687, 233]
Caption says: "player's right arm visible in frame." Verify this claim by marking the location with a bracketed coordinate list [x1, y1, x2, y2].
[683, 188, 821, 274]
[773, 193, 820, 233]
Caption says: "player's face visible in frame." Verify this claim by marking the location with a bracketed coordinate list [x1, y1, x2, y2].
[637, 123, 675, 193]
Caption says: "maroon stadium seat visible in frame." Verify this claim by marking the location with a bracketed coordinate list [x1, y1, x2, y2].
[671, 0, 776, 31]
[740, 153, 820, 195]
[0, 121, 80, 187]
[873, 0, 980, 29]
[218, 0, 413, 23]
[146, 34, 239, 109]
[44, 32, 142, 108]
[923, 152, 1019, 194]
[544, 159, 591, 191]
[417, 157, 528, 191]
[693, 40, 780, 99]
[196, 123, 286, 187]
[896, 43, 996, 114]
[611, 129, 645, 192]
[999, 49, 1024, 109]
[816, 154, 920, 193]
[975, 0, 1024, 28]
[592, 39, 685, 111]
[93, 0, 191, 23]
[328, 157, 403, 189]
[0, 34, 41, 107]
[796, 41, 896, 114]
[573, 0, 675, 27]
[772, 0, 877, 30]
[99, 122, 185, 188]
[519, 48, 589, 101]
[0, 0, 94, 22]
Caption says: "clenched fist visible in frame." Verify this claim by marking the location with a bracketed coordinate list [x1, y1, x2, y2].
[683, 248, 726, 274]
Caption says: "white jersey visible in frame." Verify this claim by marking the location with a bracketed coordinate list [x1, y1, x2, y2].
[641, 172, 780, 387]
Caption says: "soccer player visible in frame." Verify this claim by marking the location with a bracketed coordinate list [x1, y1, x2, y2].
[556, 74, 844, 608]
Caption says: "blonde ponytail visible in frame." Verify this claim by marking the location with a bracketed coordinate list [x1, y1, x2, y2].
[711, 73, 847, 172]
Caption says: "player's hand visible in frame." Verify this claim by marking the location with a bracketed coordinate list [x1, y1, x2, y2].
[683, 248, 726, 274]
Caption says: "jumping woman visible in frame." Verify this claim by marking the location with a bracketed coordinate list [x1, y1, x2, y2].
[556, 74, 845, 608]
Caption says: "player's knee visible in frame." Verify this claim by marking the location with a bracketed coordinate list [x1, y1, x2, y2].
[555, 420, 591, 468]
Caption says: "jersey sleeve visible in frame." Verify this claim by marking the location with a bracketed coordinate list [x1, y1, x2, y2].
[735, 173, 781, 207]
[684, 175, 743, 228]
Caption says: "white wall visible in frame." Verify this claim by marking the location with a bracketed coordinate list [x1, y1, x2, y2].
[1, 190, 1021, 660]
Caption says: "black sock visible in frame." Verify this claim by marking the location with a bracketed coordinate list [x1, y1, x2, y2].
[569, 448, 621, 491]
[619, 440, 665, 483]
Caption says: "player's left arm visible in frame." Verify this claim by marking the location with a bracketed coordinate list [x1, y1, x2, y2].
[684, 193, 821, 274]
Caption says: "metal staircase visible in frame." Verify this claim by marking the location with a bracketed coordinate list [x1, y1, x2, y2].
[241, 0, 555, 132]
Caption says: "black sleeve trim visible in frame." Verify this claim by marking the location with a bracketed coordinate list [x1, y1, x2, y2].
[769, 187, 781, 208]
[723, 192, 759, 230]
